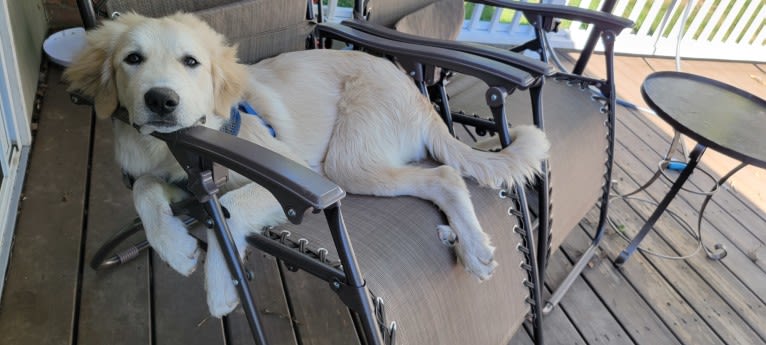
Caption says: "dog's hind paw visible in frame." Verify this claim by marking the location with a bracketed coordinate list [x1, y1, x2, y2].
[147, 217, 200, 277]
[454, 236, 498, 281]
[437, 225, 457, 247]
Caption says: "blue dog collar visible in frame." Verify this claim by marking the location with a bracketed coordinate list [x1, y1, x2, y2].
[221, 101, 276, 138]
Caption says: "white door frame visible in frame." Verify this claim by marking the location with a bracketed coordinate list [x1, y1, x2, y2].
[0, 0, 34, 301]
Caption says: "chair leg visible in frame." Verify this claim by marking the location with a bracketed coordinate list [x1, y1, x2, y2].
[204, 195, 270, 345]
[90, 217, 147, 270]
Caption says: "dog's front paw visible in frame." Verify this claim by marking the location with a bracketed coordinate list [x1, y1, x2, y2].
[133, 177, 200, 276]
[147, 214, 201, 276]
[204, 231, 242, 318]
[206, 268, 240, 318]
[452, 230, 498, 280]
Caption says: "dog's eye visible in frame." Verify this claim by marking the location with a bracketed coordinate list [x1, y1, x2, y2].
[183, 56, 200, 68]
[124, 53, 143, 65]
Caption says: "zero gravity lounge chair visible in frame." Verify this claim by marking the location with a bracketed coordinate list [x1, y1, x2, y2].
[73, 1, 632, 345]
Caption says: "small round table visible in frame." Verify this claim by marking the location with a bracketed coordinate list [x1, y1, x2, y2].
[614, 71, 766, 265]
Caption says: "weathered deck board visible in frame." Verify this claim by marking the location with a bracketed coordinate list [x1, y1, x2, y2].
[226, 253, 299, 345]
[558, 228, 683, 345]
[615, 111, 766, 301]
[76, 105, 152, 345]
[545, 251, 635, 345]
[152, 250, 228, 345]
[618, 105, 766, 273]
[610, 139, 766, 342]
[578, 206, 727, 345]
[279, 263, 361, 345]
[0, 67, 93, 345]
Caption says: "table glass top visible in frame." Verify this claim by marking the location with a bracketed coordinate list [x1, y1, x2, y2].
[641, 71, 766, 168]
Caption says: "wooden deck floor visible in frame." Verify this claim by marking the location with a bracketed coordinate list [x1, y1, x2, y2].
[1, 55, 765, 345]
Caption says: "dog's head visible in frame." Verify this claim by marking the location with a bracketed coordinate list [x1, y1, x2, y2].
[64, 13, 247, 133]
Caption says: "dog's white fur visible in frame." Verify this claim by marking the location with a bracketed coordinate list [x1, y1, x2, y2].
[65, 13, 550, 317]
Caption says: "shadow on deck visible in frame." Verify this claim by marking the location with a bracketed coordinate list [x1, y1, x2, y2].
[0, 55, 764, 345]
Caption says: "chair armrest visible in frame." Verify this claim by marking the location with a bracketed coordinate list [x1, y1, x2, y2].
[315, 23, 538, 90]
[112, 108, 346, 224]
[471, 0, 633, 32]
[341, 19, 554, 77]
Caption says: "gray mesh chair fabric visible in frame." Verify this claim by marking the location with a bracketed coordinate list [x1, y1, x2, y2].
[106, 0, 312, 63]
[393, 0, 465, 40]
[448, 75, 608, 253]
[280, 182, 530, 345]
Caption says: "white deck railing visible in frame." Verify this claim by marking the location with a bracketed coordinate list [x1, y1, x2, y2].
[322, 0, 765, 62]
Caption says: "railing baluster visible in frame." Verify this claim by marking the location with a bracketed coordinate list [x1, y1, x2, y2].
[726, 0, 761, 44]
[470, 4, 486, 30]
[685, 0, 714, 40]
[612, 0, 630, 18]
[699, 0, 732, 41]
[489, 6, 503, 33]
[664, 1, 686, 40]
[508, 0, 527, 35]
[754, 16, 766, 46]
[627, 0, 648, 25]
[742, 6, 766, 45]
[454, 0, 763, 62]
[637, 0, 664, 37]
[712, 0, 746, 43]
[327, 0, 337, 21]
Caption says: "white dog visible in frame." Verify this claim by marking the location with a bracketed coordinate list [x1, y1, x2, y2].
[65, 13, 549, 317]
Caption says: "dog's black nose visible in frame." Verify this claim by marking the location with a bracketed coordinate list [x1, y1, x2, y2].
[144, 87, 179, 116]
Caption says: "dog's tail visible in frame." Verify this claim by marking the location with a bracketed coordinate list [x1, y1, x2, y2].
[425, 120, 550, 189]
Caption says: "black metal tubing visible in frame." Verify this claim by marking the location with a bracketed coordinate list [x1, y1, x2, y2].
[516, 185, 544, 345]
[472, 0, 628, 77]
[247, 234, 347, 283]
[77, 0, 99, 29]
[429, 79, 455, 136]
[341, 19, 553, 77]
[315, 23, 537, 90]
[572, 0, 623, 75]
[324, 205, 383, 345]
[543, 29, 620, 314]
[89, 217, 144, 270]
[204, 195, 269, 345]
[615, 144, 707, 266]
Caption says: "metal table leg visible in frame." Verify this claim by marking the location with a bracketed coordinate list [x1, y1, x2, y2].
[614, 143, 707, 266]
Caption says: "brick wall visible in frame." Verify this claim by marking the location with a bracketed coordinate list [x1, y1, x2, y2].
[43, 0, 82, 29]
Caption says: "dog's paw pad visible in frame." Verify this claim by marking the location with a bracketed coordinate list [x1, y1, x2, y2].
[437, 225, 457, 247]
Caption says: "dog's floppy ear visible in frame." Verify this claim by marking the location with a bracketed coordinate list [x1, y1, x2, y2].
[212, 44, 247, 117]
[64, 14, 142, 119]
